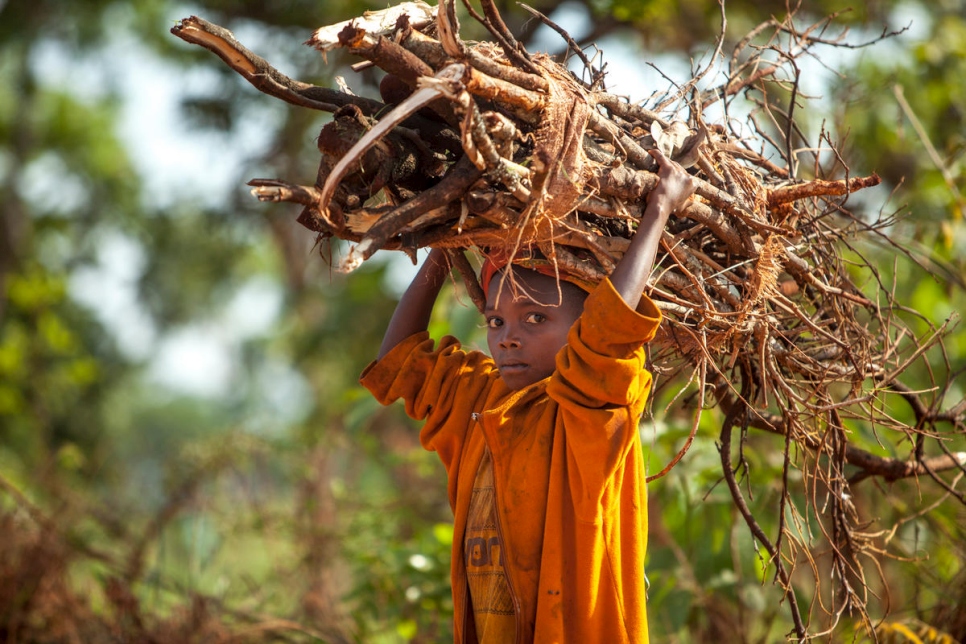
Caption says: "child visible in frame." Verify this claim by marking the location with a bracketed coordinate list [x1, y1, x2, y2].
[360, 149, 696, 643]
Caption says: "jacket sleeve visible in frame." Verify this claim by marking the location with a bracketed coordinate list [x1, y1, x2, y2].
[549, 277, 661, 407]
[545, 278, 661, 518]
[359, 331, 497, 461]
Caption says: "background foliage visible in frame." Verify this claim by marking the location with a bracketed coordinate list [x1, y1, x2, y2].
[1, 0, 963, 641]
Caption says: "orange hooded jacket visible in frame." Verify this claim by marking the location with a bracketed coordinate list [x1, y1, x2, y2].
[360, 278, 660, 643]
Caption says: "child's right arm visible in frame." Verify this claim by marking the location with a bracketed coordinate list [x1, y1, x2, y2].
[377, 248, 450, 360]
[363, 247, 493, 465]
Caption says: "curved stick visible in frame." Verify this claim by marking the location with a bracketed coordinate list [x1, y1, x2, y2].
[318, 64, 467, 220]
[719, 365, 807, 640]
[446, 248, 486, 313]
[646, 358, 706, 482]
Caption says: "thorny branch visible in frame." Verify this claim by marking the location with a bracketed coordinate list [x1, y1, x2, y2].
[172, 4, 965, 639]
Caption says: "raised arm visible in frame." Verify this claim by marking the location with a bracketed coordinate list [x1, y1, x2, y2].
[609, 148, 697, 309]
[377, 248, 451, 360]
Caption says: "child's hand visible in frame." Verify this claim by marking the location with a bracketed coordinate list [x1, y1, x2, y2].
[646, 148, 697, 219]
[608, 148, 697, 307]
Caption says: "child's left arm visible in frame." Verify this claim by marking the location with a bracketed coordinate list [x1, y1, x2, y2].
[608, 149, 697, 309]
[376, 248, 450, 360]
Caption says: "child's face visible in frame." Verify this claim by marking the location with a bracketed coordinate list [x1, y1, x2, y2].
[484, 268, 587, 390]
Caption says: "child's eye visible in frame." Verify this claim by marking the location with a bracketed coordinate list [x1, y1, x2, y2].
[525, 313, 546, 324]
[486, 317, 503, 329]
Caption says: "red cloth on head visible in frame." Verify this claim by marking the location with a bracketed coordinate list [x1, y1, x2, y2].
[479, 249, 595, 297]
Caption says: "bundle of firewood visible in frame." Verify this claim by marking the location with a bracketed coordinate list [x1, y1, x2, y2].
[219, 3, 879, 367]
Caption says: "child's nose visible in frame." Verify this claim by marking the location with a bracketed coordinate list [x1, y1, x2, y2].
[498, 326, 521, 349]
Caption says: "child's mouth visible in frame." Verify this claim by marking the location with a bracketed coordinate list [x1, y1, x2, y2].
[500, 363, 528, 373]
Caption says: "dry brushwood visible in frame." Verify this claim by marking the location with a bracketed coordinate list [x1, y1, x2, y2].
[172, 2, 966, 639]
